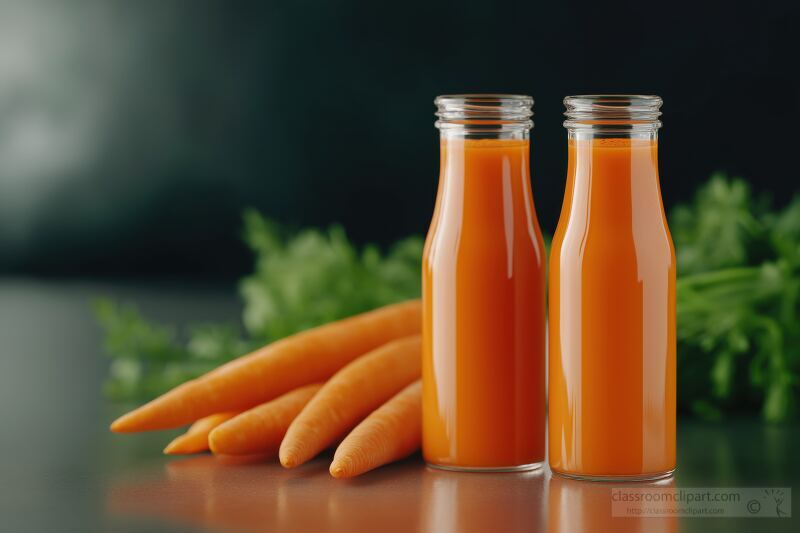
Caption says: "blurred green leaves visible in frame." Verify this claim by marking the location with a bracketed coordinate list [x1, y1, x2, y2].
[671, 175, 764, 273]
[674, 174, 800, 422]
[93, 300, 239, 401]
[239, 210, 423, 341]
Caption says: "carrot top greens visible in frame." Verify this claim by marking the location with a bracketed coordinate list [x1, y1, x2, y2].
[673, 174, 799, 423]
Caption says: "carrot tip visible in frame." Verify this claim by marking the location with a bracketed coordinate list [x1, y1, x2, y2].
[279, 453, 297, 468]
[110, 410, 143, 433]
[207, 433, 219, 454]
[109, 417, 128, 433]
[163, 441, 181, 455]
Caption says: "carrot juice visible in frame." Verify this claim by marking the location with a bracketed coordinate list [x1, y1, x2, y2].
[422, 95, 546, 471]
[549, 95, 676, 480]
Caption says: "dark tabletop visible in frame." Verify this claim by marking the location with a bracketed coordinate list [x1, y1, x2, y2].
[1, 279, 797, 532]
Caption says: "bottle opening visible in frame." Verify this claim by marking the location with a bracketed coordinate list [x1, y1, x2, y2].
[435, 94, 534, 133]
[564, 94, 662, 132]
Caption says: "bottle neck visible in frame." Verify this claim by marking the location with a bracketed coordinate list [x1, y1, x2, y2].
[563, 94, 662, 194]
[439, 137, 531, 185]
[559, 95, 665, 231]
[566, 130, 659, 185]
[433, 136, 536, 243]
[563, 131, 661, 231]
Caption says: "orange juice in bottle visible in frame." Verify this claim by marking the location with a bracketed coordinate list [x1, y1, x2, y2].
[422, 95, 546, 471]
[549, 95, 676, 480]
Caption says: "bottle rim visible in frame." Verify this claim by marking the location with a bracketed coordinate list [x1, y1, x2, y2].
[435, 94, 534, 131]
[564, 94, 662, 131]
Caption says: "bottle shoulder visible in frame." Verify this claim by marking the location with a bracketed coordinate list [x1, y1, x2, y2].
[550, 221, 675, 272]
[424, 221, 546, 266]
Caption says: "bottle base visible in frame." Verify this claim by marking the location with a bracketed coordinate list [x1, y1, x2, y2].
[425, 460, 545, 473]
[550, 467, 675, 483]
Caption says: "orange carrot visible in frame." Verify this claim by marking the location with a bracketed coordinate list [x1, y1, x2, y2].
[209, 383, 322, 456]
[163, 412, 238, 455]
[110, 300, 421, 433]
[330, 380, 421, 478]
[279, 335, 421, 468]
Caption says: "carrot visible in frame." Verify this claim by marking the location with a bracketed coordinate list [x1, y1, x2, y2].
[110, 299, 421, 433]
[209, 383, 322, 456]
[163, 412, 238, 455]
[330, 380, 421, 478]
[279, 335, 421, 468]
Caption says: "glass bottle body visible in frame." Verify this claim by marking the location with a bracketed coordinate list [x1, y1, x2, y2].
[423, 95, 546, 471]
[549, 95, 676, 480]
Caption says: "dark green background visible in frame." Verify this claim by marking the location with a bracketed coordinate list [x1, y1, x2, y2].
[1, 0, 798, 278]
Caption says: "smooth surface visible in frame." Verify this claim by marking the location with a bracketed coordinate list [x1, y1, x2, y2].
[423, 138, 546, 468]
[1, 279, 797, 532]
[549, 137, 676, 476]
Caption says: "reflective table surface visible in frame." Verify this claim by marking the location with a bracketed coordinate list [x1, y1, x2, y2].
[1, 280, 797, 532]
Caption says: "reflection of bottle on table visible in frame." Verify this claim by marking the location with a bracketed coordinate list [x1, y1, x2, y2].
[420, 466, 545, 533]
[548, 474, 678, 533]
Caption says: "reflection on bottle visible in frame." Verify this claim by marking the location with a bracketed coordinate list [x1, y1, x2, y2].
[547, 474, 677, 533]
[420, 466, 546, 533]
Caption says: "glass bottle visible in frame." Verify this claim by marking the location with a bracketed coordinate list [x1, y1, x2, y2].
[549, 95, 676, 480]
[422, 95, 546, 471]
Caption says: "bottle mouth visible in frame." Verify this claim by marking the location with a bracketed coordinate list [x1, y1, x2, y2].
[563, 94, 662, 131]
[435, 94, 534, 131]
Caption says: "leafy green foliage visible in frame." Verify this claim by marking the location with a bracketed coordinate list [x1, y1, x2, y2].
[671, 175, 765, 274]
[93, 299, 249, 401]
[674, 175, 800, 422]
[239, 210, 423, 342]
[94, 212, 423, 402]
